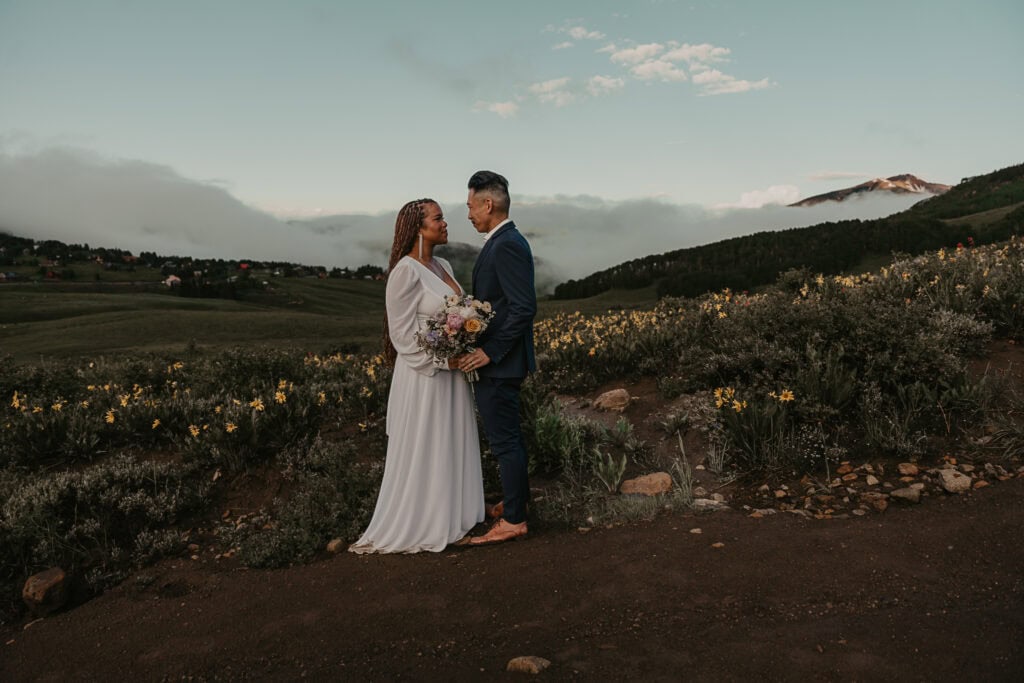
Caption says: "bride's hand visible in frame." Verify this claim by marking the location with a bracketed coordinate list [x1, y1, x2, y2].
[448, 355, 466, 370]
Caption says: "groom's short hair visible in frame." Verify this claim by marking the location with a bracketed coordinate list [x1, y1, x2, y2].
[468, 170, 510, 213]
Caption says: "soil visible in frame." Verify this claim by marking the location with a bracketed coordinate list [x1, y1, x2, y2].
[2, 340, 1023, 681]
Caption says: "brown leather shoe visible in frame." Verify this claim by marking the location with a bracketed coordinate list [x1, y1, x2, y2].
[485, 501, 504, 520]
[469, 518, 528, 546]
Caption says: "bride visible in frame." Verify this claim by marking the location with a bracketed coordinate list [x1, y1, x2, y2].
[348, 198, 485, 553]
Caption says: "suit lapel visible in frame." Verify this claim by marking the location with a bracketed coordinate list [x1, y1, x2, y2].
[472, 221, 515, 288]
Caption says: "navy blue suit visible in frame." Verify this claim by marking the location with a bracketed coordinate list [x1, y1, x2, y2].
[472, 221, 536, 523]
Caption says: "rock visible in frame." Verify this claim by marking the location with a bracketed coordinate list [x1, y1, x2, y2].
[693, 486, 709, 498]
[841, 473, 859, 482]
[693, 498, 729, 512]
[326, 538, 345, 553]
[861, 492, 889, 512]
[890, 487, 921, 504]
[774, 489, 788, 499]
[710, 493, 726, 503]
[960, 464, 975, 473]
[620, 472, 672, 496]
[711, 542, 725, 549]
[973, 480, 990, 490]
[22, 568, 68, 617]
[507, 656, 551, 674]
[593, 389, 630, 412]
[689, 528, 702, 534]
[836, 463, 853, 475]
[937, 469, 971, 494]
[898, 463, 919, 476]
[910, 483, 926, 491]
[865, 475, 880, 486]
[751, 508, 777, 517]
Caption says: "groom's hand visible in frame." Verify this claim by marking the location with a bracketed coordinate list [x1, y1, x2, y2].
[459, 349, 491, 372]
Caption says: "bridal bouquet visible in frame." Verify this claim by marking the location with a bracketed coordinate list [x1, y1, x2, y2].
[415, 294, 495, 381]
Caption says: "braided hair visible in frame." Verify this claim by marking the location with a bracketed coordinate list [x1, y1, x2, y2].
[382, 198, 436, 365]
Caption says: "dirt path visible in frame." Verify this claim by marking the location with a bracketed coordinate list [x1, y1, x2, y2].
[3, 477, 1023, 681]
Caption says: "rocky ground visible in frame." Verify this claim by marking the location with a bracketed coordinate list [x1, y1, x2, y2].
[3, 341, 1023, 680]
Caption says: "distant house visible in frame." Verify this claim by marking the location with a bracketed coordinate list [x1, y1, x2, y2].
[164, 275, 182, 287]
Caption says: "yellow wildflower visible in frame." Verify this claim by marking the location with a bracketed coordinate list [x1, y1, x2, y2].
[250, 398, 265, 412]
[105, 410, 116, 424]
[81, 400, 90, 408]
[779, 389, 795, 402]
[732, 400, 744, 413]
[317, 392, 327, 406]
[10, 391, 21, 409]
[152, 419, 161, 429]
[188, 424, 200, 437]
[278, 379, 288, 389]
[360, 386, 373, 398]
[51, 401, 64, 412]
[275, 391, 287, 404]
[119, 394, 130, 407]
[32, 406, 43, 414]
[215, 405, 222, 414]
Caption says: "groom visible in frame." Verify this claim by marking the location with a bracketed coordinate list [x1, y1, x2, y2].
[459, 170, 537, 545]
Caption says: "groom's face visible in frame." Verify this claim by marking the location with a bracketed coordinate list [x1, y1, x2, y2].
[466, 189, 493, 233]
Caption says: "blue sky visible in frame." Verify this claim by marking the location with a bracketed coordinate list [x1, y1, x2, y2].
[1, 0, 1022, 279]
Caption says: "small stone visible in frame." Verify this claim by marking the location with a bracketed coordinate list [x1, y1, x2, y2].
[910, 483, 926, 491]
[758, 484, 771, 493]
[692, 498, 729, 512]
[973, 480, 990, 490]
[842, 473, 858, 482]
[890, 487, 921, 504]
[710, 493, 725, 502]
[852, 509, 867, 516]
[620, 472, 672, 496]
[898, 463, 919, 476]
[774, 489, 788, 499]
[960, 464, 975, 473]
[937, 469, 971, 494]
[711, 542, 725, 549]
[22, 568, 68, 617]
[593, 388, 630, 412]
[693, 486, 709, 498]
[689, 528, 702, 534]
[836, 463, 853, 475]
[861, 492, 889, 512]
[507, 656, 551, 674]
[865, 475, 880, 486]
[326, 538, 345, 553]
[187, 543, 200, 553]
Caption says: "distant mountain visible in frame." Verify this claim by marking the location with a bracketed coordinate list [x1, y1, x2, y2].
[552, 163, 1024, 300]
[789, 174, 951, 207]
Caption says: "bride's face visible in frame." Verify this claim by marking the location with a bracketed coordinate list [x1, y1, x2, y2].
[419, 202, 448, 247]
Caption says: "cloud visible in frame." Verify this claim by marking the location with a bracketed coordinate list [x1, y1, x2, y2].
[714, 185, 801, 209]
[587, 75, 625, 96]
[528, 77, 575, 107]
[567, 26, 605, 41]
[630, 59, 688, 82]
[473, 30, 771, 116]
[473, 100, 520, 118]
[610, 43, 665, 65]
[691, 69, 772, 95]
[662, 42, 731, 66]
[0, 146, 927, 294]
[0, 145, 388, 268]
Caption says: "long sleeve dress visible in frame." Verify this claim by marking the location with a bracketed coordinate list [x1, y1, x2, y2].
[348, 256, 485, 553]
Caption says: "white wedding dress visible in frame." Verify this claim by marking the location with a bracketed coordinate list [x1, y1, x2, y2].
[348, 256, 485, 553]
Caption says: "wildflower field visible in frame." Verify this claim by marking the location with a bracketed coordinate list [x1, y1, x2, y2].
[3, 237, 1024, 623]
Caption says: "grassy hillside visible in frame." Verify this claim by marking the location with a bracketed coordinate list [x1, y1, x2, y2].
[552, 162, 1024, 300]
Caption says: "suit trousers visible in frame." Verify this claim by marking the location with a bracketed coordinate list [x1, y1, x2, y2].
[473, 375, 530, 524]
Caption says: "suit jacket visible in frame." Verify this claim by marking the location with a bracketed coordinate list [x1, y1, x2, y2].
[472, 221, 537, 379]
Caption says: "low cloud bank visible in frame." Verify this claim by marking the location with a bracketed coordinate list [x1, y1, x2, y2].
[0, 146, 924, 292]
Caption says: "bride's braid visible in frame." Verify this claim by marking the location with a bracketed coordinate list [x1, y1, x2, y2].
[382, 198, 435, 365]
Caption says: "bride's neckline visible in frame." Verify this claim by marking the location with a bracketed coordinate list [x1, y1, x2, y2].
[406, 256, 460, 295]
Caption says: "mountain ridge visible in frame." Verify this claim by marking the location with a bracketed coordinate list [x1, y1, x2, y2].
[789, 174, 951, 207]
